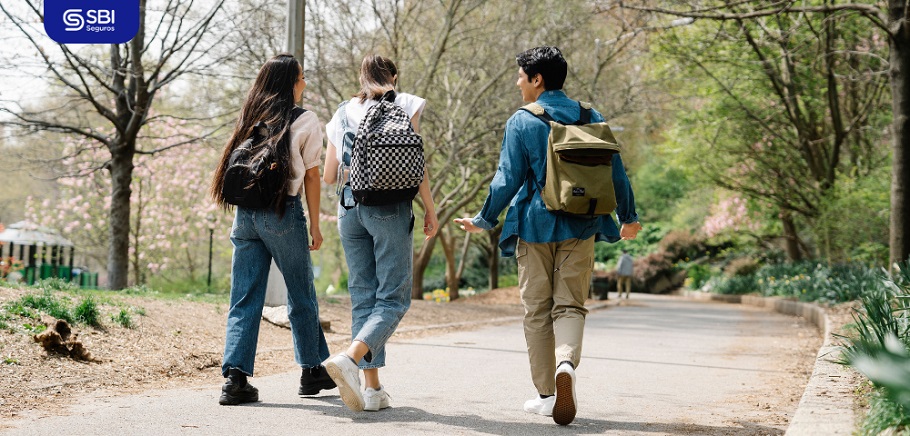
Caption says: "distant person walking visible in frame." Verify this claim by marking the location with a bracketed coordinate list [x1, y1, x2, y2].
[210, 54, 335, 406]
[322, 54, 438, 412]
[616, 251, 634, 299]
[455, 46, 642, 426]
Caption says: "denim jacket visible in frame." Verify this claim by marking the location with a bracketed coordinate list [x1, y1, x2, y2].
[472, 90, 639, 257]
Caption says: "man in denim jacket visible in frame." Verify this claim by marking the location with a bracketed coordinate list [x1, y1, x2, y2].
[455, 46, 642, 426]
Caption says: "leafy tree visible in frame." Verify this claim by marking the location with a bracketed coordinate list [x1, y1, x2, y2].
[0, 0, 231, 289]
[622, 0, 910, 271]
[639, 2, 890, 260]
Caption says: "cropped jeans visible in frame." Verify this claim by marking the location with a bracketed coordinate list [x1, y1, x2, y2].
[338, 200, 414, 369]
[222, 195, 330, 377]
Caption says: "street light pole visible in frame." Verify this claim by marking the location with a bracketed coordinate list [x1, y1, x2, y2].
[207, 227, 214, 289]
[287, 0, 305, 80]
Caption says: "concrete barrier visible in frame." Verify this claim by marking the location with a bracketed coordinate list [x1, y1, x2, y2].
[680, 290, 856, 435]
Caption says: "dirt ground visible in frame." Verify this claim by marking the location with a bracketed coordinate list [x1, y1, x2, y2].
[0, 285, 836, 432]
[0, 285, 525, 423]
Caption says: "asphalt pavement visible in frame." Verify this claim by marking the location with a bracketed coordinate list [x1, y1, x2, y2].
[3, 294, 816, 435]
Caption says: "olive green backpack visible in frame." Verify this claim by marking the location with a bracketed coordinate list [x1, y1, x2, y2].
[522, 101, 622, 217]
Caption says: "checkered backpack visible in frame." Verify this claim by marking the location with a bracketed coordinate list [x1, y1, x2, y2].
[349, 90, 425, 206]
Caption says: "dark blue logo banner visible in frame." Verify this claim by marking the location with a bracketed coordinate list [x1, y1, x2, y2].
[44, 0, 139, 44]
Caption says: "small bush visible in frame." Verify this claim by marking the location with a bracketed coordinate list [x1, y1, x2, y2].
[112, 309, 134, 328]
[724, 257, 760, 277]
[659, 230, 704, 261]
[73, 297, 101, 327]
[707, 274, 758, 295]
[16, 290, 74, 324]
[684, 263, 716, 290]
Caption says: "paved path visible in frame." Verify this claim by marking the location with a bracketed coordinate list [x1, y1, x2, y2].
[3, 294, 817, 435]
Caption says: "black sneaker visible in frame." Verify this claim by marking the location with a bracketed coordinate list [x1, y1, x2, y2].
[299, 365, 336, 396]
[219, 369, 259, 405]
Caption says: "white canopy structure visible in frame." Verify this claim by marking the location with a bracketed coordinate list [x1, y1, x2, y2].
[0, 221, 74, 247]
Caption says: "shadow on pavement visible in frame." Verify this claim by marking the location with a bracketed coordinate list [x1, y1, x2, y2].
[247, 399, 781, 435]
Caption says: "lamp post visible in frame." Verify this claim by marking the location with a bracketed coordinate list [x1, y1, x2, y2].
[206, 214, 216, 289]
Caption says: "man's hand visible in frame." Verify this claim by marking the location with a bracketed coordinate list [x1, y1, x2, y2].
[453, 217, 483, 234]
[620, 221, 642, 240]
[423, 211, 439, 241]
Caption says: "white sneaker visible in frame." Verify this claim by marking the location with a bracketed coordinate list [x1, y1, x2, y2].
[324, 354, 365, 411]
[523, 395, 555, 416]
[363, 385, 391, 411]
[553, 362, 577, 425]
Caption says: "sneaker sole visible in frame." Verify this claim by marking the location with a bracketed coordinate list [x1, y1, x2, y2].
[298, 379, 337, 396]
[325, 361, 365, 412]
[218, 393, 258, 406]
[553, 372, 576, 425]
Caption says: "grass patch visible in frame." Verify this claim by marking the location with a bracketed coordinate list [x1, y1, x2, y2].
[3, 356, 18, 365]
[111, 309, 134, 328]
[73, 296, 101, 327]
[859, 390, 909, 435]
[14, 290, 74, 324]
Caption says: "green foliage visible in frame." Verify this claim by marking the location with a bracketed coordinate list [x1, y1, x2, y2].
[631, 158, 692, 223]
[34, 278, 80, 293]
[841, 261, 910, 432]
[3, 356, 18, 365]
[20, 323, 46, 334]
[705, 274, 757, 295]
[859, 390, 910, 435]
[73, 296, 101, 327]
[724, 257, 760, 277]
[111, 309, 134, 329]
[683, 263, 716, 290]
[813, 168, 891, 267]
[13, 290, 74, 324]
[755, 262, 879, 303]
[701, 260, 880, 304]
[595, 222, 669, 265]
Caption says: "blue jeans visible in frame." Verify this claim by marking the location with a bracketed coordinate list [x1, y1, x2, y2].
[338, 200, 413, 369]
[222, 196, 329, 377]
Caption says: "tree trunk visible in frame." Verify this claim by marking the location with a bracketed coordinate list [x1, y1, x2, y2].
[412, 237, 437, 299]
[108, 143, 135, 289]
[488, 226, 502, 290]
[781, 211, 803, 262]
[438, 231, 459, 300]
[889, 5, 910, 268]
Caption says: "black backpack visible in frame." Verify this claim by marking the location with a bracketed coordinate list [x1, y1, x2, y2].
[349, 91, 425, 206]
[222, 107, 306, 209]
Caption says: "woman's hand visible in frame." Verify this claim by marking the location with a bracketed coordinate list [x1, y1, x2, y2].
[309, 225, 323, 251]
[423, 211, 438, 241]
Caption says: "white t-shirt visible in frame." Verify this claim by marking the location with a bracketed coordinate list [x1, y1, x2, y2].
[288, 110, 325, 196]
[325, 93, 427, 160]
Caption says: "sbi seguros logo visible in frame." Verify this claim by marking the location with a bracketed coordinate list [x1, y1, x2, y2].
[45, 0, 139, 44]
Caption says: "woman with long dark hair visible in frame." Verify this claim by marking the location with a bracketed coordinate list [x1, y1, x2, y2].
[321, 54, 438, 412]
[211, 53, 334, 405]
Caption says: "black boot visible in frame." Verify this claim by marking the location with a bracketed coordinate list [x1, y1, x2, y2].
[219, 368, 259, 405]
[299, 365, 336, 396]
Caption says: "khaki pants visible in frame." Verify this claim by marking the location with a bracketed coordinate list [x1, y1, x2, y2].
[617, 276, 632, 298]
[516, 237, 594, 395]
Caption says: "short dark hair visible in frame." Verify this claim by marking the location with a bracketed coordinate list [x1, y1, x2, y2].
[516, 46, 567, 90]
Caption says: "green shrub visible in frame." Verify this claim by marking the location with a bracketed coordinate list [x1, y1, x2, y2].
[659, 230, 705, 261]
[15, 290, 74, 324]
[705, 274, 757, 295]
[724, 257, 760, 277]
[684, 263, 715, 289]
[841, 260, 910, 432]
[73, 297, 101, 327]
[112, 309, 134, 328]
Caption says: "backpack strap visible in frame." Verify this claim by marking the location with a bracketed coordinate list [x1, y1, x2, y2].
[577, 101, 592, 125]
[521, 101, 594, 125]
[521, 103, 556, 124]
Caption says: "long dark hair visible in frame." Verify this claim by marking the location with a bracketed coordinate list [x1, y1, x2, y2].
[211, 53, 301, 215]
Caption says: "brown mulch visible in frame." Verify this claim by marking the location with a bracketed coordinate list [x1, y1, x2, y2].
[0, 285, 526, 423]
